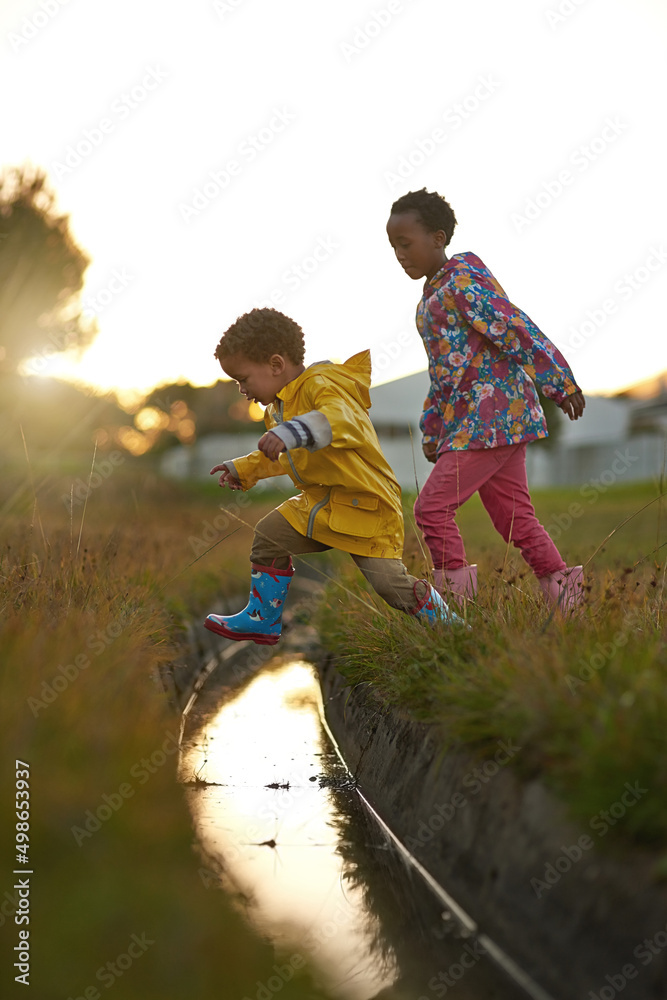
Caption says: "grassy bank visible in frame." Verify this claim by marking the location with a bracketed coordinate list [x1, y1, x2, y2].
[0, 459, 326, 999]
[317, 482, 667, 854]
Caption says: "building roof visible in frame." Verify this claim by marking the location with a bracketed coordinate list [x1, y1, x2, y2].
[369, 370, 429, 430]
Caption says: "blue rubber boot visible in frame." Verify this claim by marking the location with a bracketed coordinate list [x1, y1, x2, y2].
[204, 562, 295, 645]
[410, 580, 464, 626]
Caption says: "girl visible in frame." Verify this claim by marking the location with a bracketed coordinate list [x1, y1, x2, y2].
[386, 188, 586, 612]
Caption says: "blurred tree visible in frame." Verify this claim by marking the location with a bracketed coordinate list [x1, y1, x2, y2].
[0, 164, 95, 373]
[137, 379, 265, 447]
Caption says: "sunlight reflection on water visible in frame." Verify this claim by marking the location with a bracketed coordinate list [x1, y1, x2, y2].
[179, 660, 397, 999]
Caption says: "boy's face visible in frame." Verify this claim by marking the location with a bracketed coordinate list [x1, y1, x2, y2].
[220, 351, 286, 406]
[386, 211, 447, 281]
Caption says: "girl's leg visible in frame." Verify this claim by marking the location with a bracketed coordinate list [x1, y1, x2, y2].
[414, 450, 505, 570]
[477, 444, 566, 577]
[251, 509, 330, 569]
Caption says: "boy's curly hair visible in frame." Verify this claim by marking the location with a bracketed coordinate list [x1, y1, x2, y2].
[390, 188, 457, 246]
[214, 308, 305, 365]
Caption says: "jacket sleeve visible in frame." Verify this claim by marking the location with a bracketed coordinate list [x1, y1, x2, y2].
[269, 412, 329, 452]
[225, 451, 288, 490]
[290, 383, 372, 451]
[419, 380, 444, 444]
[449, 278, 580, 403]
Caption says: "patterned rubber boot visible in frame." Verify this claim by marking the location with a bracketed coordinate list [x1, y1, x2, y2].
[204, 562, 295, 645]
[538, 565, 584, 614]
[409, 580, 464, 626]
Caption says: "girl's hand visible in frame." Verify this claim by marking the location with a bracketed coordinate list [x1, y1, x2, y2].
[559, 391, 586, 421]
[210, 465, 243, 490]
[422, 441, 438, 464]
[258, 431, 286, 462]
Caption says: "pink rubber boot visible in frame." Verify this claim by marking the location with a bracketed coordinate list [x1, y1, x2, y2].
[538, 565, 584, 614]
[434, 565, 478, 601]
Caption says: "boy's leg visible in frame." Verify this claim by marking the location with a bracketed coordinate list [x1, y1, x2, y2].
[205, 509, 330, 644]
[253, 515, 435, 614]
[477, 444, 566, 577]
[351, 555, 463, 625]
[414, 450, 504, 569]
[251, 509, 331, 569]
[351, 555, 420, 611]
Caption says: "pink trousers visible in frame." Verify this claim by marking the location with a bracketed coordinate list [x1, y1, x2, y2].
[414, 443, 566, 577]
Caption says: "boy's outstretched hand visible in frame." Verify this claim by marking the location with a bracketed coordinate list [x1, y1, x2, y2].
[258, 431, 286, 462]
[210, 465, 242, 490]
[559, 391, 586, 421]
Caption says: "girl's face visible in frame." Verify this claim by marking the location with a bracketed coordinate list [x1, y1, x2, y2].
[386, 211, 448, 281]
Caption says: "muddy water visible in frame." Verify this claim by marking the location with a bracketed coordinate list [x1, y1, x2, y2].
[179, 658, 529, 1000]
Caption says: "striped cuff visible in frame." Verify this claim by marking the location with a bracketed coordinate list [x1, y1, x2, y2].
[271, 411, 332, 452]
[270, 420, 313, 450]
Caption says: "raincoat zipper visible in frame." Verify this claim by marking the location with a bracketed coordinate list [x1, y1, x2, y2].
[275, 400, 305, 484]
[276, 399, 329, 537]
[306, 489, 331, 539]
[285, 449, 304, 484]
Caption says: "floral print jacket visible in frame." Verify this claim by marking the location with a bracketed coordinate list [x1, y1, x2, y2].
[417, 252, 580, 453]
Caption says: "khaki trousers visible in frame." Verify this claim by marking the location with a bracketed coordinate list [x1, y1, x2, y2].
[250, 509, 421, 613]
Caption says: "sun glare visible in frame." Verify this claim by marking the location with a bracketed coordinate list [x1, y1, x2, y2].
[248, 401, 265, 421]
[134, 406, 170, 432]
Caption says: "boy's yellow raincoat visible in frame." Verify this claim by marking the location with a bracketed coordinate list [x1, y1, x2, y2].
[228, 351, 405, 559]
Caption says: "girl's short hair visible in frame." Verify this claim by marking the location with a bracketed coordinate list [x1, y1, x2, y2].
[214, 308, 305, 365]
[390, 188, 457, 246]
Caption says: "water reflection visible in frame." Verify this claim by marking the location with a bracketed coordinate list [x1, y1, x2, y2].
[327, 789, 523, 999]
[180, 659, 526, 1000]
[180, 660, 397, 998]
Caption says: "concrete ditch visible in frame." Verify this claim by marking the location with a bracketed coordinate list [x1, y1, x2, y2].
[317, 652, 667, 1000]
[162, 590, 667, 1000]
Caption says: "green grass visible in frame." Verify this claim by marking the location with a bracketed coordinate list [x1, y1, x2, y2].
[2, 448, 664, 998]
[317, 482, 667, 854]
[0, 460, 327, 1000]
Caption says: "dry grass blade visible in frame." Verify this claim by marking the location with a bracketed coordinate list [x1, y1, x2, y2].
[582, 490, 667, 572]
[76, 440, 98, 559]
[19, 422, 47, 553]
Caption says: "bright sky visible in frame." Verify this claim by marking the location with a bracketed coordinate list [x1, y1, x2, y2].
[2, 0, 666, 402]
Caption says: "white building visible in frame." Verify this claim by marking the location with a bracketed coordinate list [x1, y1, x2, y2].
[161, 371, 667, 491]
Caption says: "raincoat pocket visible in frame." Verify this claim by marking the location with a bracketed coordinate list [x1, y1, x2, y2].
[328, 487, 381, 538]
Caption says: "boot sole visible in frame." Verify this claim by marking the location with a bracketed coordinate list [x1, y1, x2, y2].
[204, 619, 280, 645]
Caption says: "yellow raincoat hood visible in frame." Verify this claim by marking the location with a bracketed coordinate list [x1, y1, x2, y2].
[229, 350, 404, 559]
[286, 349, 372, 410]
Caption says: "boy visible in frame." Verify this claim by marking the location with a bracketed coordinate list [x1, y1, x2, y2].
[204, 307, 459, 645]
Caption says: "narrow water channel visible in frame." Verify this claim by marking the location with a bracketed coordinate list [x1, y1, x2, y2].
[179, 657, 530, 1000]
